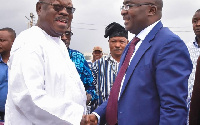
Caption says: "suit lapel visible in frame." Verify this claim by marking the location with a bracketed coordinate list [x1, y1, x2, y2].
[119, 21, 163, 98]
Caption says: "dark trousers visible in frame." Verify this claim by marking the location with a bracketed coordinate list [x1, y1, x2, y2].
[0, 112, 4, 121]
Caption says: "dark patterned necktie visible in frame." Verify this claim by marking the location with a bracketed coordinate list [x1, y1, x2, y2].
[106, 37, 140, 125]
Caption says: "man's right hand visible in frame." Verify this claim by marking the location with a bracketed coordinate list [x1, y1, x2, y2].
[80, 114, 98, 125]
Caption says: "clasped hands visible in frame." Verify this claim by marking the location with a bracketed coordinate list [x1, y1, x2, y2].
[80, 114, 98, 125]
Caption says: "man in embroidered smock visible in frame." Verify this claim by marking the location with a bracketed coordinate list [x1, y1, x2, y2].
[61, 28, 98, 111]
[5, 0, 87, 124]
[186, 9, 200, 124]
[0, 28, 16, 123]
[91, 22, 128, 107]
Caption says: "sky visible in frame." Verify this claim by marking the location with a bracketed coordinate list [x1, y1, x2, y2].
[0, 0, 199, 54]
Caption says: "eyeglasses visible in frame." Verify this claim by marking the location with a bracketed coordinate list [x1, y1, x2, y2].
[120, 3, 155, 11]
[64, 31, 73, 36]
[39, 1, 76, 14]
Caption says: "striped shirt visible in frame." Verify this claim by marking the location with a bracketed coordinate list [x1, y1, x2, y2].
[91, 54, 119, 106]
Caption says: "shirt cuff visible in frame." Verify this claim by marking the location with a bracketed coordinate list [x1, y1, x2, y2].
[92, 112, 100, 124]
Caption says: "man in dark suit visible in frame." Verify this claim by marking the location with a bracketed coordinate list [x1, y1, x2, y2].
[81, 0, 192, 124]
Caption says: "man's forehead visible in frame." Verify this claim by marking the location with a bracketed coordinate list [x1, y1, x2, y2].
[0, 30, 9, 34]
[123, 0, 133, 4]
[110, 36, 127, 39]
[193, 12, 200, 19]
[123, 0, 143, 4]
[50, 0, 73, 4]
[195, 11, 200, 16]
[56, 0, 72, 3]
[123, 0, 148, 4]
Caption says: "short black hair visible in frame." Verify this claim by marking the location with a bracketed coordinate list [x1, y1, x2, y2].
[0, 27, 16, 40]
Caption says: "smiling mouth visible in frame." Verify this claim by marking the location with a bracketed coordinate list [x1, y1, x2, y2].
[57, 19, 67, 24]
[123, 16, 130, 20]
[123, 18, 130, 26]
[195, 29, 200, 32]
[114, 49, 122, 52]
[55, 16, 68, 24]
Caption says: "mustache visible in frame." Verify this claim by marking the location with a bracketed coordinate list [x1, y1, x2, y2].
[114, 48, 122, 51]
[55, 16, 68, 21]
[123, 16, 129, 20]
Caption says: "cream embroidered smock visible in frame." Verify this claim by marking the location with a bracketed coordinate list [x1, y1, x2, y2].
[4, 26, 87, 125]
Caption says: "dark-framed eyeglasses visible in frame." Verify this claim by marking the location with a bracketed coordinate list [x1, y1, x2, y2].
[64, 31, 73, 36]
[39, 1, 76, 14]
[120, 3, 155, 11]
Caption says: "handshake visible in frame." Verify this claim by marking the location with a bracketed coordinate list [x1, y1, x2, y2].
[80, 114, 98, 125]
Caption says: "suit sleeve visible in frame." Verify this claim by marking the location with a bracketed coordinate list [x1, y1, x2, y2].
[155, 38, 192, 124]
[93, 100, 108, 124]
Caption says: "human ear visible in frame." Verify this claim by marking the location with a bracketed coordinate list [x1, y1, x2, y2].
[149, 5, 157, 16]
[126, 39, 129, 44]
[36, 2, 42, 15]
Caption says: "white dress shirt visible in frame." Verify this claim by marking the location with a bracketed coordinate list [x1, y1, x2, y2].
[5, 26, 87, 125]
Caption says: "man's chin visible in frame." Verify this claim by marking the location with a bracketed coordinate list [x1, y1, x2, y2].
[95, 58, 101, 60]
[56, 30, 65, 36]
[195, 32, 200, 37]
[55, 26, 68, 36]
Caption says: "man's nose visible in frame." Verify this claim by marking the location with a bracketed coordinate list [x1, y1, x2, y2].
[197, 20, 200, 25]
[115, 42, 121, 47]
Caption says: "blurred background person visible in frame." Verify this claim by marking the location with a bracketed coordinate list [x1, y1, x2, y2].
[92, 46, 103, 63]
[0, 28, 16, 123]
[61, 27, 98, 113]
[91, 22, 128, 108]
[87, 46, 103, 68]
[187, 9, 200, 124]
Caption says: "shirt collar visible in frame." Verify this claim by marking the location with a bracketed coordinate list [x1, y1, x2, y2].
[136, 20, 160, 41]
[193, 37, 200, 48]
[0, 55, 3, 63]
[106, 54, 119, 64]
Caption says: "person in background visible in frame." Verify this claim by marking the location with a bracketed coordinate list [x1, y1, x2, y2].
[0, 28, 16, 123]
[187, 9, 200, 124]
[5, 0, 87, 124]
[61, 27, 98, 113]
[92, 46, 103, 63]
[87, 46, 103, 68]
[189, 56, 200, 125]
[81, 0, 192, 124]
[91, 22, 128, 108]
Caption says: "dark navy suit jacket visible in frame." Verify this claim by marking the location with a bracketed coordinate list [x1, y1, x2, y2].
[94, 21, 192, 125]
